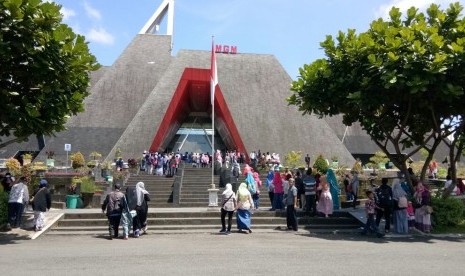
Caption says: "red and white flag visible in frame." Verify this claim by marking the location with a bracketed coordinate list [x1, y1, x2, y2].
[210, 38, 218, 105]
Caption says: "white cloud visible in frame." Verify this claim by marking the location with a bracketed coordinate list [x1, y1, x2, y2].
[83, 1, 102, 20]
[60, 7, 76, 21]
[86, 27, 114, 45]
[375, 0, 461, 19]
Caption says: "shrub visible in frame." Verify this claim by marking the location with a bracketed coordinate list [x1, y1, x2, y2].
[0, 191, 8, 226]
[284, 151, 302, 169]
[70, 152, 85, 169]
[313, 154, 329, 174]
[5, 158, 21, 176]
[431, 196, 465, 227]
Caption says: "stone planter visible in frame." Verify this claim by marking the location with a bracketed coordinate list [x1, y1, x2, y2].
[81, 192, 95, 208]
[46, 159, 55, 167]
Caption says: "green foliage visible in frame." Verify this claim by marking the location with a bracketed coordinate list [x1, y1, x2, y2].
[0, 0, 100, 148]
[351, 159, 363, 174]
[313, 154, 329, 174]
[370, 151, 389, 165]
[288, 2, 465, 178]
[5, 158, 21, 175]
[70, 152, 85, 169]
[78, 177, 98, 193]
[432, 196, 465, 227]
[284, 151, 303, 169]
[0, 191, 8, 226]
[115, 148, 122, 159]
[89, 151, 102, 160]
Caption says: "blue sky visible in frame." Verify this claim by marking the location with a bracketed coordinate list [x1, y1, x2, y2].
[50, 0, 465, 79]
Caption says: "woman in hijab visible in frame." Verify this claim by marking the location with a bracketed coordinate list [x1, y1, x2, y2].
[326, 169, 339, 210]
[220, 183, 237, 234]
[133, 182, 150, 237]
[316, 176, 333, 217]
[236, 182, 254, 233]
[245, 172, 258, 209]
[392, 179, 408, 234]
[272, 171, 284, 210]
[414, 181, 432, 233]
[266, 169, 275, 208]
[31, 179, 51, 231]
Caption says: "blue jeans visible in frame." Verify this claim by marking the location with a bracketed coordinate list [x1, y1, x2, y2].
[252, 193, 260, 209]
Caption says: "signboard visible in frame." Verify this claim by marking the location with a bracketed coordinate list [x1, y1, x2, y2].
[215, 44, 237, 54]
[64, 144, 71, 152]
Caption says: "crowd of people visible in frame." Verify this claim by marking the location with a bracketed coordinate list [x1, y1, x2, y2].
[360, 176, 434, 237]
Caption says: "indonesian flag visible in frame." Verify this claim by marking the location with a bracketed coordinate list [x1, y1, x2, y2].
[210, 38, 218, 105]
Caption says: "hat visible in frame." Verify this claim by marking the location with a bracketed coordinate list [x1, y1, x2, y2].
[114, 183, 121, 190]
[39, 179, 48, 187]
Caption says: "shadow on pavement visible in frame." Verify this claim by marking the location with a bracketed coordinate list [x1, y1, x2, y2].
[296, 231, 465, 244]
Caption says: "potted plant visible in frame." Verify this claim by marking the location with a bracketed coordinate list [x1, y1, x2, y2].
[70, 152, 85, 170]
[22, 153, 33, 165]
[113, 170, 128, 186]
[101, 161, 112, 179]
[127, 158, 138, 175]
[32, 161, 48, 176]
[79, 176, 99, 208]
[5, 158, 21, 176]
[46, 151, 55, 167]
[331, 155, 339, 168]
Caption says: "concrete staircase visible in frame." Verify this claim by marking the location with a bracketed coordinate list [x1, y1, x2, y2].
[45, 166, 363, 236]
[125, 174, 174, 207]
[46, 210, 362, 235]
[180, 167, 272, 208]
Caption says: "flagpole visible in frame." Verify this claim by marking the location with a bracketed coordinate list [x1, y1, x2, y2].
[208, 36, 219, 208]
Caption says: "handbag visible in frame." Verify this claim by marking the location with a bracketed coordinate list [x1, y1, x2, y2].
[123, 196, 137, 218]
[398, 196, 408, 208]
[423, 205, 433, 214]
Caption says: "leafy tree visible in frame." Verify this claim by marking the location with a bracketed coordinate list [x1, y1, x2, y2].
[313, 154, 329, 174]
[288, 3, 465, 188]
[0, 0, 100, 148]
[284, 150, 303, 169]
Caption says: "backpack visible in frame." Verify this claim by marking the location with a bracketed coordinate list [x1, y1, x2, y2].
[376, 186, 392, 207]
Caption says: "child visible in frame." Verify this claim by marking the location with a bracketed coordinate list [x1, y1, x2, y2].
[361, 190, 384, 238]
[407, 201, 415, 230]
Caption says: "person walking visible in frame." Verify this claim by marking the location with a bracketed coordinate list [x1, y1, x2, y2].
[7, 176, 29, 229]
[102, 183, 124, 240]
[302, 169, 316, 216]
[31, 179, 51, 232]
[295, 171, 305, 209]
[316, 176, 333, 217]
[375, 178, 393, 233]
[392, 179, 408, 234]
[219, 183, 237, 234]
[285, 178, 298, 231]
[236, 183, 254, 233]
[361, 190, 384, 238]
[414, 182, 432, 233]
[272, 170, 284, 211]
[133, 182, 150, 237]
[350, 172, 359, 209]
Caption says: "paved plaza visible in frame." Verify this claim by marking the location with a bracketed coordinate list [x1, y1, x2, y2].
[1, 231, 464, 275]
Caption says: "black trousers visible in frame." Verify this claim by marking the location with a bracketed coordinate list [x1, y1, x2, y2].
[305, 195, 316, 216]
[220, 208, 234, 231]
[8, 202, 24, 227]
[286, 205, 298, 231]
[376, 207, 392, 231]
[108, 215, 121, 238]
